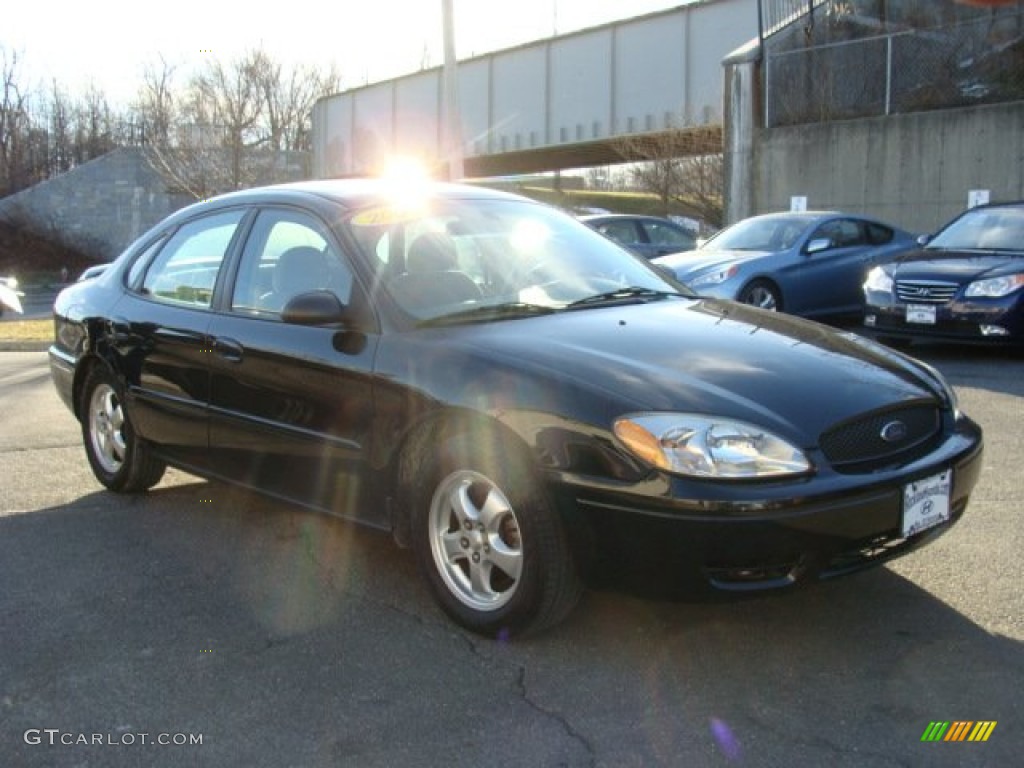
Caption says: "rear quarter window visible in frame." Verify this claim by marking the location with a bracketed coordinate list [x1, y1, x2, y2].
[139, 209, 245, 308]
[865, 223, 894, 245]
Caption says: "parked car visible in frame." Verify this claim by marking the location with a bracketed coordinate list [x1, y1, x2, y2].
[580, 213, 696, 259]
[0, 276, 24, 316]
[49, 180, 983, 637]
[864, 201, 1024, 347]
[656, 212, 917, 319]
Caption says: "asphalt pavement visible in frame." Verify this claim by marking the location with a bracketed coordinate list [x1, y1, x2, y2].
[0, 348, 1021, 767]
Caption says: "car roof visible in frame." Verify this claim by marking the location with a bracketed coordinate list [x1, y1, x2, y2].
[963, 200, 1024, 212]
[579, 213, 676, 222]
[200, 178, 525, 211]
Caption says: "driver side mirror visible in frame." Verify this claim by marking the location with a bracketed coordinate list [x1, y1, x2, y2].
[805, 238, 831, 255]
[281, 290, 347, 326]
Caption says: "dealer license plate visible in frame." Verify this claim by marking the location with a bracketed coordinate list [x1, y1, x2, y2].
[901, 470, 951, 537]
[906, 304, 937, 324]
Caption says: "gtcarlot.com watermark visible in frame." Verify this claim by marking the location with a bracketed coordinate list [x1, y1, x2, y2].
[24, 729, 203, 747]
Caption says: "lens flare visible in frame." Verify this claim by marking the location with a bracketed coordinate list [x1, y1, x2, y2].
[710, 717, 741, 760]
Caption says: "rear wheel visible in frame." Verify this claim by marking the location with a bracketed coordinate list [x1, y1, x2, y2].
[738, 279, 781, 311]
[81, 365, 166, 492]
[411, 431, 582, 637]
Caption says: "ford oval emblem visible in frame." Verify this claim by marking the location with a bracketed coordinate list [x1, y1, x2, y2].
[880, 420, 908, 443]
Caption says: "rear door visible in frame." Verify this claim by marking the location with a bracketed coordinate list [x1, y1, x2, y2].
[116, 208, 247, 469]
[205, 206, 381, 522]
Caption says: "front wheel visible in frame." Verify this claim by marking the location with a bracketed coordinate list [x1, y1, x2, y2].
[738, 279, 781, 311]
[81, 365, 166, 492]
[412, 431, 582, 637]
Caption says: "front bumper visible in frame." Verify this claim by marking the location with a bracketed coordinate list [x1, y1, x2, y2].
[557, 417, 983, 595]
[864, 295, 1024, 345]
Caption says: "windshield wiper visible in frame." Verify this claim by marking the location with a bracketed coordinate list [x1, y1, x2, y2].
[567, 287, 680, 309]
[419, 302, 558, 327]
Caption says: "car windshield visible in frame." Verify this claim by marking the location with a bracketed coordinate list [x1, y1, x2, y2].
[342, 196, 689, 322]
[927, 207, 1024, 252]
[700, 215, 809, 252]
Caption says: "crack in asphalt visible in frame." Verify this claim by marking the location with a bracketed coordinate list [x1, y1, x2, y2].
[512, 664, 598, 767]
[458, 632, 597, 767]
[298, 532, 598, 765]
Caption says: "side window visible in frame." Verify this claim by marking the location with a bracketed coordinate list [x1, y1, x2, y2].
[643, 221, 694, 248]
[126, 235, 169, 289]
[598, 220, 639, 244]
[140, 210, 244, 308]
[865, 222, 894, 245]
[231, 209, 354, 317]
[811, 219, 863, 250]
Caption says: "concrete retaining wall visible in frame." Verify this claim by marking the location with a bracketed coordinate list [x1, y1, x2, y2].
[755, 102, 1024, 234]
[0, 148, 191, 260]
[725, 45, 1024, 234]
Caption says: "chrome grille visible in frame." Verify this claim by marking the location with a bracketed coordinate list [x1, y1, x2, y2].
[895, 280, 958, 304]
[820, 405, 941, 470]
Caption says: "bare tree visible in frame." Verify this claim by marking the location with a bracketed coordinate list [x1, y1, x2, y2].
[0, 47, 37, 195]
[190, 51, 266, 189]
[135, 47, 338, 199]
[253, 52, 341, 152]
[136, 55, 177, 145]
[614, 120, 724, 229]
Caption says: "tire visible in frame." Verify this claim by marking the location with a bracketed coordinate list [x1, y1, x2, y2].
[411, 430, 583, 638]
[80, 364, 166, 493]
[738, 279, 781, 311]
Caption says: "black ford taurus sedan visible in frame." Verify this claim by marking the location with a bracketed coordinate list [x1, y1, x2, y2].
[864, 201, 1024, 347]
[50, 179, 983, 637]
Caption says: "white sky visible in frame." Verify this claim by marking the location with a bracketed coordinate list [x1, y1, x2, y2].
[4, 0, 689, 106]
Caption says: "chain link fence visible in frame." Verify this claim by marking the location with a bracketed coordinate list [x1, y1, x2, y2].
[762, 1, 1024, 126]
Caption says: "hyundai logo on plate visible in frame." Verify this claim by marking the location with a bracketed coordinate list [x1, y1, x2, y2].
[880, 420, 908, 443]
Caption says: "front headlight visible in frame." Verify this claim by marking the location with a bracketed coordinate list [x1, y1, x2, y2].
[614, 413, 811, 479]
[965, 274, 1024, 298]
[864, 266, 893, 294]
[689, 265, 738, 288]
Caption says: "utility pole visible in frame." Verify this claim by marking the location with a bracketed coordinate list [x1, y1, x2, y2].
[441, 0, 464, 180]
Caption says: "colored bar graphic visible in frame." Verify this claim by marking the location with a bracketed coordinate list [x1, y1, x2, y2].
[968, 722, 997, 742]
[946, 722, 973, 741]
[921, 721, 996, 742]
[921, 722, 949, 742]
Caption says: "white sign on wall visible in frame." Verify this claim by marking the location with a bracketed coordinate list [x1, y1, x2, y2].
[790, 196, 808, 212]
[968, 189, 990, 208]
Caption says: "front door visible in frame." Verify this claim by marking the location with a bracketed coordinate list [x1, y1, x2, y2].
[206, 207, 380, 523]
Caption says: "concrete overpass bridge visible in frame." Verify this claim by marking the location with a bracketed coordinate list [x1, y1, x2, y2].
[311, 0, 758, 179]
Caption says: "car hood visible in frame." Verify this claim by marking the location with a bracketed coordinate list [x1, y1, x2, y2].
[436, 298, 946, 445]
[886, 248, 1024, 282]
[656, 249, 771, 277]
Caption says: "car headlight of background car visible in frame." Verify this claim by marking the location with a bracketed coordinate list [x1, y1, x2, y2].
[689, 265, 739, 288]
[864, 266, 894, 293]
[964, 273, 1024, 298]
[614, 413, 811, 479]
